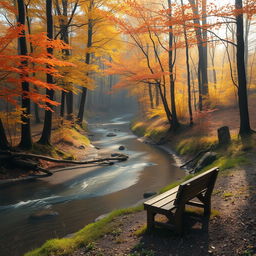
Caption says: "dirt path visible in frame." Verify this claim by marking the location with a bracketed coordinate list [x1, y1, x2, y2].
[71, 156, 256, 256]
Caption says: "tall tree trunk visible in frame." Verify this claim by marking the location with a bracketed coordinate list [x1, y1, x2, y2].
[60, 91, 65, 119]
[201, 0, 208, 97]
[158, 83, 173, 125]
[0, 119, 10, 150]
[63, 1, 73, 121]
[38, 0, 54, 145]
[148, 83, 154, 109]
[155, 84, 159, 106]
[17, 0, 32, 149]
[77, 1, 93, 125]
[188, 0, 209, 110]
[168, 0, 179, 130]
[181, 0, 193, 125]
[209, 46, 217, 89]
[235, 0, 251, 136]
[25, 3, 41, 124]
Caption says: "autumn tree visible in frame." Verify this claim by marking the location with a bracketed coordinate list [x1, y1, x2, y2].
[77, 0, 94, 125]
[55, 0, 79, 121]
[188, 0, 209, 110]
[38, 0, 55, 145]
[17, 0, 33, 149]
[235, 0, 252, 136]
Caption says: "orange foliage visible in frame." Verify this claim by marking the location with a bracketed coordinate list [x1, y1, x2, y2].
[0, 25, 74, 108]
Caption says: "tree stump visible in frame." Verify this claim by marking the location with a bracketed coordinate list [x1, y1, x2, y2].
[217, 126, 231, 145]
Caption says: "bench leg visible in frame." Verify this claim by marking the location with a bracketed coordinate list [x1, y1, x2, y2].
[174, 207, 184, 235]
[174, 214, 183, 234]
[147, 211, 156, 230]
[204, 199, 211, 216]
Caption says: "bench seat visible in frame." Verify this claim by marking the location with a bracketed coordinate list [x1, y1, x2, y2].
[144, 167, 219, 234]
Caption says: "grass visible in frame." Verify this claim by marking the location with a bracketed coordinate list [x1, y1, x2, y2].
[185, 207, 220, 219]
[176, 136, 218, 156]
[29, 126, 91, 161]
[134, 224, 147, 237]
[30, 143, 60, 158]
[222, 192, 233, 198]
[130, 242, 155, 256]
[131, 118, 169, 143]
[53, 126, 90, 148]
[24, 205, 143, 256]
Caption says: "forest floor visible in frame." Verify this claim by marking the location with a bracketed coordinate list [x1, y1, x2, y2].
[0, 122, 97, 180]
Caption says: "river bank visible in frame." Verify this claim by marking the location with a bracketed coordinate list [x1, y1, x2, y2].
[24, 143, 256, 256]
[24, 108, 256, 256]
[0, 114, 186, 256]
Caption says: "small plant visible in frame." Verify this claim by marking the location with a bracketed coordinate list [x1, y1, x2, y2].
[129, 243, 155, 256]
[85, 242, 95, 251]
[242, 248, 255, 256]
[222, 192, 233, 198]
[111, 227, 122, 237]
[134, 224, 147, 236]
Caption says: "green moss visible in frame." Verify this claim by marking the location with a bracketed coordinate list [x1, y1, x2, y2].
[134, 224, 147, 237]
[24, 205, 143, 256]
[131, 121, 147, 137]
[176, 136, 218, 156]
[201, 154, 249, 173]
[54, 127, 90, 147]
[30, 143, 59, 158]
[222, 192, 233, 198]
[131, 120, 168, 143]
[144, 126, 168, 142]
[186, 207, 220, 219]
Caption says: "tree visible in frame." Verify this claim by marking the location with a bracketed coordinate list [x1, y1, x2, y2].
[17, 0, 33, 149]
[38, 0, 54, 145]
[181, 0, 193, 125]
[77, 0, 93, 125]
[188, 0, 209, 110]
[0, 119, 10, 150]
[235, 0, 252, 136]
[168, 0, 179, 130]
[55, 0, 79, 121]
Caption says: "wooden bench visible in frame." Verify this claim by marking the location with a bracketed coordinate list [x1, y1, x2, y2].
[144, 167, 219, 234]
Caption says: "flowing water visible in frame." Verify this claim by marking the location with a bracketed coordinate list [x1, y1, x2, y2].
[0, 114, 185, 256]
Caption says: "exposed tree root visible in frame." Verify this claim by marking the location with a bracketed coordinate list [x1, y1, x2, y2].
[0, 151, 129, 180]
[179, 147, 211, 169]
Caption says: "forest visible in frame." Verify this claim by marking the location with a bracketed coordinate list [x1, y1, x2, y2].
[0, 0, 256, 256]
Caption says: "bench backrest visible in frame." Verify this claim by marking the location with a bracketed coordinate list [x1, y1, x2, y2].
[174, 167, 219, 206]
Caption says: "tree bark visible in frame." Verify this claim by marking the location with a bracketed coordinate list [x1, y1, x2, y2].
[77, 0, 93, 125]
[17, 0, 33, 149]
[38, 0, 54, 145]
[168, 0, 179, 130]
[148, 83, 154, 109]
[25, 3, 41, 124]
[0, 119, 10, 150]
[181, 0, 193, 126]
[188, 0, 209, 110]
[235, 0, 251, 136]
[56, 0, 74, 121]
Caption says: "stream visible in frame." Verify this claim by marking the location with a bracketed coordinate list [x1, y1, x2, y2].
[0, 114, 185, 256]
